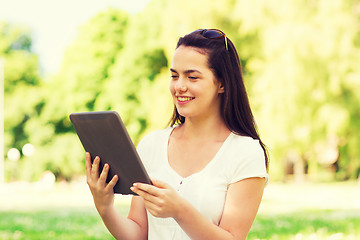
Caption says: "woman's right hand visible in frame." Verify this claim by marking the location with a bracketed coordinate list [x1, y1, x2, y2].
[85, 152, 119, 215]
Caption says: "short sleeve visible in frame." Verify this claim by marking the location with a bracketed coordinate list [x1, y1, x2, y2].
[228, 138, 269, 185]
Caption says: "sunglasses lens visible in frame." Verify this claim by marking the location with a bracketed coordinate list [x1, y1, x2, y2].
[189, 29, 203, 35]
[189, 29, 228, 51]
[202, 30, 224, 39]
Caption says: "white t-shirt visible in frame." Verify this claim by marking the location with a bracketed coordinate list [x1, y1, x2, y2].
[136, 127, 269, 240]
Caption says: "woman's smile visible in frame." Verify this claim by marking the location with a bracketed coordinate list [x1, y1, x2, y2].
[177, 96, 195, 105]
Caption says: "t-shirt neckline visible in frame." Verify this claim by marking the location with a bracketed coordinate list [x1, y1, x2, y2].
[163, 126, 234, 181]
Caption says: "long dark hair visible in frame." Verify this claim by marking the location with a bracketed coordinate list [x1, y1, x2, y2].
[169, 29, 269, 171]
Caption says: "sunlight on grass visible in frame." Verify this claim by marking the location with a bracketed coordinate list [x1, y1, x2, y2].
[248, 181, 360, 240]
[249, 209, 360, 240]
[0, 209, 114, 239]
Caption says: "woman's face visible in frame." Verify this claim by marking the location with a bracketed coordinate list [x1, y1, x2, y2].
[169, 46, 224, 121]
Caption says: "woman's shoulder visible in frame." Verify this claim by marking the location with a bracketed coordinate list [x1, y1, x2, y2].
[230, 133, 262, 149]
[227, 133, 264, 159]
[136, 127, 173, 166]
[137, 127, 173, 147]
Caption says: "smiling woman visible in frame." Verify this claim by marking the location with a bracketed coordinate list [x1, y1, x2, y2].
[85, 29, 269, 240]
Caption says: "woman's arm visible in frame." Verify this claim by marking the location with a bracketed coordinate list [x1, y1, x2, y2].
[132, 177, 265, 240]
[218, 177, 265, 239]
[85, 153, 148, 240]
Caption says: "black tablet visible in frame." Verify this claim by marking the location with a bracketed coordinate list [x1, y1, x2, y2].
[69, 111, 152, 195]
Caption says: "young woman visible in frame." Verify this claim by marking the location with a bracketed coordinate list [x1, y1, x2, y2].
[86, 29, 269, 240]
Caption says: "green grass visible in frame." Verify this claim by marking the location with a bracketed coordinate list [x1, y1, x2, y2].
[0, 205, 131, 240]
[0, 208, 111, 239]
[249, 209, 360, 240]
[1, 208, 359, 239]
[1, 181, 359, 239]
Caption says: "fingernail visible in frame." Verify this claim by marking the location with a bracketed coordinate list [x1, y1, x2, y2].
[130, 187, 135, 192]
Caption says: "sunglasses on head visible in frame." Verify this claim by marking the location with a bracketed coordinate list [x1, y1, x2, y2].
[191, 29, 228, 51]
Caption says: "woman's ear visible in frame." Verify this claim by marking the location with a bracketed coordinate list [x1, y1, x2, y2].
[218, 81, 225, 93]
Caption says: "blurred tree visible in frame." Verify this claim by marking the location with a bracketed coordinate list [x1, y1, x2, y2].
[0, 22, 43, 181]
[95, 1, 169, 141]
[23, 9, 131, 181]
[233, 0, 360, 181]
[26, 5, 169, 180]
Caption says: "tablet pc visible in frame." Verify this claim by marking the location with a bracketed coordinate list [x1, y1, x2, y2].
[69, 111, 152, 195]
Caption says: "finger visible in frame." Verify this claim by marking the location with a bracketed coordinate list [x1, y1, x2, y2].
[133, 183, 160, 196]
[91, 156, 100, 179]
[99, 163, 110, 185]
[85, 152, 92, 179]
[106, 175, 118, 191]
[132, 187, 158, 204]
[132, 183, 163, 204]
[151, 179, 170, 189]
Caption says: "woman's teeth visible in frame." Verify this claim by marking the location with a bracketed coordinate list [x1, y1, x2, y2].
[178, 96, 194, 101]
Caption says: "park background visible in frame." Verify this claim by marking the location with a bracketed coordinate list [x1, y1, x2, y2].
[1, 0, 359, 239]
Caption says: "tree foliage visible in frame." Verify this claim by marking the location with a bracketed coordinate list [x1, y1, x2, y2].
[2, 0, 360, 182]
[233, 0, 360, 180]
[1, 22, 43, 180]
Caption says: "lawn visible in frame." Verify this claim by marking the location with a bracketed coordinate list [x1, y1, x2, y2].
[0, 208, 112, 239]
[1, 181, 359, 239]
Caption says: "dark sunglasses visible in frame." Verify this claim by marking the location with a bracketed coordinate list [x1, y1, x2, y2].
[191, 29, 228, 51]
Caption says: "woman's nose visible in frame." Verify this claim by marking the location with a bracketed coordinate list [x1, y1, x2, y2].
[175, 78, 187, 92]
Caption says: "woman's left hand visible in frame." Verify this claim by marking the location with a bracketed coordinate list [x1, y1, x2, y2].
[131, 179, 183, 219]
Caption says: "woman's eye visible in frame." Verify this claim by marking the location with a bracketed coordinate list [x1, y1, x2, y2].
[189, 76, 198, 80]
[171, 75, 178, 79]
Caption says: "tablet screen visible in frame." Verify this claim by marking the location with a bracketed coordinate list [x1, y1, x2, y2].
[70, 111, 152, 194]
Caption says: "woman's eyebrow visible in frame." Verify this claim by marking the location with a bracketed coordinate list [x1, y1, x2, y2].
[170, 68, 202, 74]
[184, 69, 202, 74]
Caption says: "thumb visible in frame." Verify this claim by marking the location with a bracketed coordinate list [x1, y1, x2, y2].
[151, 179, 169, 189]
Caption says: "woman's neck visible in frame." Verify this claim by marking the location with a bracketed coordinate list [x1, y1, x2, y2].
[177, 115, 230, 142]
